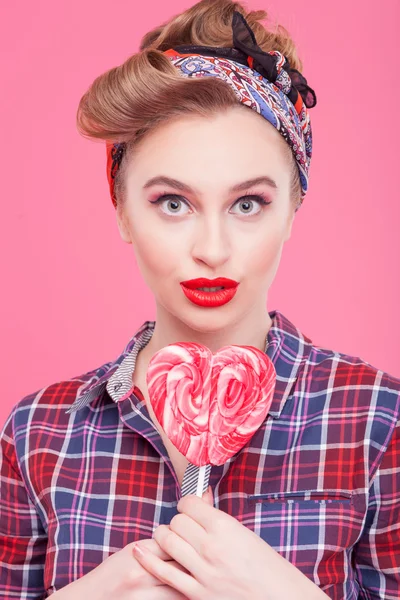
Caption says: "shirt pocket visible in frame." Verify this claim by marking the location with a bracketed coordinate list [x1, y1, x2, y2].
[245, 489, 363, 590]
[247, 489, 353, 505]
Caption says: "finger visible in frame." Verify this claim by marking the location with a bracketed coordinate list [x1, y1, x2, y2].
[133, 540, 203, 599]
[142, 585, 188, 599]
[153, 524, 205, 580]
[131, 547, 189, 587]
[130, 538, 172, 561]
[168, 559, 191, 575]
[201, 486, 214, 506]
[177, 493, 227, 532]
[132, 541, 192, 575]
[169, 512, 208, 556]
[135, 532, 193, 575]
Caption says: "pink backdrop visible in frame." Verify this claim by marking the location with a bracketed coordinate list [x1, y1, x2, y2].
[1, 0, 399, 427]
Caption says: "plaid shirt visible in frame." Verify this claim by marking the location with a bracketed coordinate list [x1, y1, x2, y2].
[1, 310, 399, 599]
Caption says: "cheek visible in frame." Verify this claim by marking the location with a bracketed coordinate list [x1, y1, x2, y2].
[237, 225, 285, 277]
[130, 226, 181, 279]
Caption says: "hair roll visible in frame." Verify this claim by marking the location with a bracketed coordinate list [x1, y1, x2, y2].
[76, 0, 303, 207]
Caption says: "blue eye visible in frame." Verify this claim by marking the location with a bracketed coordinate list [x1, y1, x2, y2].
[149, 195, 191, 216]
[230, 195, 271, 216]
[149, 193, 272, 217]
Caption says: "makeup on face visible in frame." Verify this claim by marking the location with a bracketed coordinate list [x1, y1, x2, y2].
[180, 277, 239, 308]
[144, 174, 275, 220]
[121, 109, 292, 335]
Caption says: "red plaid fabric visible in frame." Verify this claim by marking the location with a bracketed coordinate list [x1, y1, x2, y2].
[1, 310, 399, 599]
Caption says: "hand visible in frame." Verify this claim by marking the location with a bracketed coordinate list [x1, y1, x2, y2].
[51, 537, 188, 599]
[133, 487, 329, 600]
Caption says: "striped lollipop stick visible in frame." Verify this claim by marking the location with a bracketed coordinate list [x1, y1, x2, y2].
[181, 463, 212, 497]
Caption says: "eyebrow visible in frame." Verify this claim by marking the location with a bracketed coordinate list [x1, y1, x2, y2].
[142, 175, 278, 194]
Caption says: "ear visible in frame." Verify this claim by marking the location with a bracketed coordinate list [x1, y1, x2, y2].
[283, 207, 296, 242]
[116, 208, 132, 244]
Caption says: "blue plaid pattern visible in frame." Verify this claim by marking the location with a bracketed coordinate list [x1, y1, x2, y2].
[1, 310, 399, 599]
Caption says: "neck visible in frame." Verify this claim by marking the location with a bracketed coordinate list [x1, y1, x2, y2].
[144, 303, 273, 358]
[132, 303, 273, 390]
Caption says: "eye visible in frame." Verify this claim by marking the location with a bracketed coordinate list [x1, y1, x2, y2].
[149, 194, 191, 216]
[230, 195, 271, 216]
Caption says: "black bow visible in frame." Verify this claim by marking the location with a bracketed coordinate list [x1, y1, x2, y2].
[231, 11, 316, 109]
[172, 11, 317, 109]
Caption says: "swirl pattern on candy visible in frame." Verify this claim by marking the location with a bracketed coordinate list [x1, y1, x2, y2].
[146, 343, 276, 467]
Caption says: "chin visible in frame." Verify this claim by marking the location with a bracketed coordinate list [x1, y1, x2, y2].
[173, 303, 240, 334]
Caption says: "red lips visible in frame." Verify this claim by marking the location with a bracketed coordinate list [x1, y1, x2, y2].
[180, 278, 239, 308]
[180, 277, 239, 289]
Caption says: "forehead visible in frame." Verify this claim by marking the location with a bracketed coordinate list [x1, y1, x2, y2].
[125, 108, 290, 192]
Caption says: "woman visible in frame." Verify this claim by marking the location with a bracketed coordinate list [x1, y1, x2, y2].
[1, 1, 399, 599]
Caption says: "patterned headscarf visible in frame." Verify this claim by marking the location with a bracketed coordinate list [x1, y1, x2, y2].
[105, 11, 317, 208]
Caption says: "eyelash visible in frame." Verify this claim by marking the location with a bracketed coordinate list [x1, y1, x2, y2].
[149, 192, 272, 215]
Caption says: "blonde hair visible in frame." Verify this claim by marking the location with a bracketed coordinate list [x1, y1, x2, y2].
[76, 0, 304, 210]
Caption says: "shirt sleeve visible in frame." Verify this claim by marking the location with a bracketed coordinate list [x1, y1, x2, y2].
[353, 417, 400, 600]
[0, 406, 48, 599]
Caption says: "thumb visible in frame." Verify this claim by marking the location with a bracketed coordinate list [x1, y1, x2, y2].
[201, 485, 214, 506]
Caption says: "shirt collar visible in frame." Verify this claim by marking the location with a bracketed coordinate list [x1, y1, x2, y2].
[65, 310, 313, 419]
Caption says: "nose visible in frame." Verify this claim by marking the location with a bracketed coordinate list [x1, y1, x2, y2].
[191, 215, 230, 269]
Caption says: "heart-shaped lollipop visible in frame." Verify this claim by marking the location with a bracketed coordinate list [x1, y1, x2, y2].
[146, 343, 276, 467]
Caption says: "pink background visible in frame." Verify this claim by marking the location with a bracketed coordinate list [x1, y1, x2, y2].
[1, 0, 399, 428]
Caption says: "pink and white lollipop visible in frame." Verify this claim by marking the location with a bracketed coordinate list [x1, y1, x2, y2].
[146, 342, 276, 496]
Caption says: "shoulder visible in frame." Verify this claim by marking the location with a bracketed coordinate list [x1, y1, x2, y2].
[3, 320, 153, 440]
[303, 341, 400, 474]
[275, 309, 400, 401]
[306, 340, 400, 398]
[6, 359, 114, 437]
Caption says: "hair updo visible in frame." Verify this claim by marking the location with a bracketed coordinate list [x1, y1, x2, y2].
[76, 0, 304, 210]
